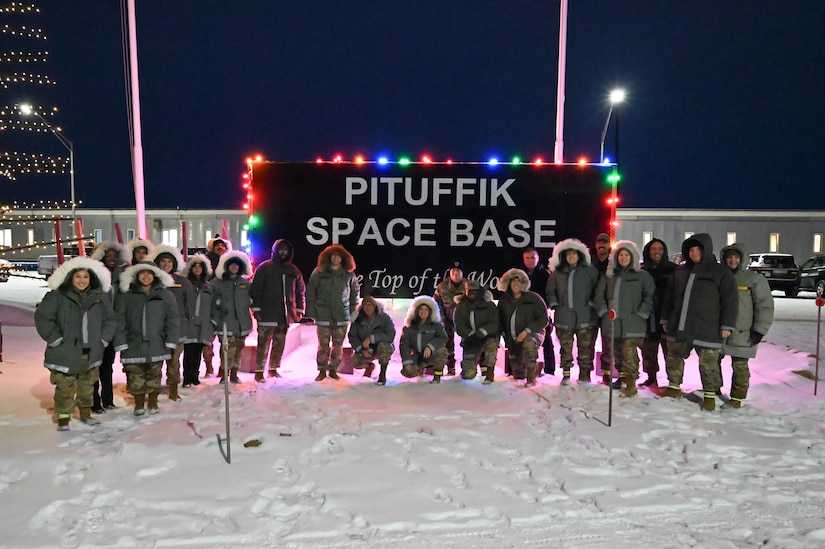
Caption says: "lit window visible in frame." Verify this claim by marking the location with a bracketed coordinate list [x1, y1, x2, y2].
[684, 231, 694, 240]
[769, 233, 779, 253]
[727, 232, 736, 246]
[127, 229, 136, 242]
[93, 229, 103, 245]
[162, 229, 178, 247]
[27, 228, 35, 246]
[642, 231, 653, 246]
[0, 228, 11, 246]
[814, 234, 823, 254]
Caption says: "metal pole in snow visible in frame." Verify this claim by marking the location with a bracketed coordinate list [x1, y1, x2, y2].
[815, 293, 824, 396]
[216, 322, 232, 463]
[608, 309, 616, 427]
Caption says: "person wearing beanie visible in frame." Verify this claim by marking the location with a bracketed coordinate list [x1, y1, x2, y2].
[347, 295, 396, 385]
[454, 279, 500, 384]
[497, 268, 549, 388]
[89, 241, 130, 413]
[114, 262, 179, 416]
[305, 244, 360, 381]
[180, 254, 214, 386]
[35, 257, 117, 431]
[210, 251, 254, 384]
[250, 239, 305, 382]
[546, 238, 600, 385]
[593, 240, 655, 397]
[399, 296, 449, 383]
[148, 245, 194, 401]
[433, 261, 466, 376]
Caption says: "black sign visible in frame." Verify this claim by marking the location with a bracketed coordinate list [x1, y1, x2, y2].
[248, 162, 612, 298]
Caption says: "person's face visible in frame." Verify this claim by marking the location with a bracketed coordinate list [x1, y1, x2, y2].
[648, 242, 664, 264]
[449, 268, 463, 283]
[523, 251, 539, 270]
[688, 246, 702, 263]
[465, 284, 480, 301]
[417, 305, 430, 321]
[191, 263, 203, 277]
[596, 240, 610, 259]
[277, 247, 290, 261]
[104, 249, 119, 269]
[362, 301, 376, 317]
[617, 249, 632, 268]
[510, 278, 524, 295]
[214, 242, 227, 255]
[158, 257, 174, 273]
[330, 253, 342, 268]
[228, 262, 240, 275]
[725, 253, 741, 271]
[72, 270, 90, 292]
[134, 246, 148, 263]
[565, 250, 579, 267]
[138, 270, 155, 288]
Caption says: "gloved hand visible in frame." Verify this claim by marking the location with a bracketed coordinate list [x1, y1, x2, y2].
[748, 330, 764, 346]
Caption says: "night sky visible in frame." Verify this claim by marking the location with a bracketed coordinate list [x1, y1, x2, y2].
[3, 1, 824, 210]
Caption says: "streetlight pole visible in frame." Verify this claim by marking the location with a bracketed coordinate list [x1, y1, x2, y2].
[17, 105, 76, 236]
[599, 89, 625, 164]
[599, 89, 624, 241]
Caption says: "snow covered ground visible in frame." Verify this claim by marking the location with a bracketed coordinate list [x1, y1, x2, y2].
[2, 274, 825, 548]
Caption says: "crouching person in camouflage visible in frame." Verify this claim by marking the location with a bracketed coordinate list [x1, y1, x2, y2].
[115, 262, 179, 416]
[399, 296, 449, 383]
[454, 280, 500, 384]
[348, 295, 396, 385]
[497, 268, 548, 388]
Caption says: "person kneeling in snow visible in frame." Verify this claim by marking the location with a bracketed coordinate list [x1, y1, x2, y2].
[35, 257, 117, 431]
[719, 243, 774, 409]
[347, 295, 396, 385]
[115, 262, 179, 416]
[399, 296, 449, 383]
[498, 268, 549, 388]
[454, 280, 500, 384]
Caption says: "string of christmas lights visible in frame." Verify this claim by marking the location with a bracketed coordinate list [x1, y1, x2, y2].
[1, 51, 48, 62]
[0, 4, 41, 15]
[1, 23, 46, 39]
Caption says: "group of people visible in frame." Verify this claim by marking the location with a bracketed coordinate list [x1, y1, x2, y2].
[35, 230, 774, 431]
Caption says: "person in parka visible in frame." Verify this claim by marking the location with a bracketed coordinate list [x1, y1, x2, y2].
[454, 279, 500, 384]
[347, 295, 397, 385]
[594, 240, 655, 397]
[497, 268, 549, 388]
[719, 243, 774, 408]
[639, 238, 678, 387]
[35, 257, 117, 431]
[90, 240, 130, 413]
[148, 244, 194, 400]
[305, 244, 360, 381]
[659, 233, 738, 411]
[250, 239, 306, 382]
[433, 261, 467, 375]
[180, 254, 214, 387]
[126, 237, 154, 265]
[210, 251, 253, 384]
[399, 296, 449, 383]
[115, 262, 179, 416]
[546, 238, 600, 384]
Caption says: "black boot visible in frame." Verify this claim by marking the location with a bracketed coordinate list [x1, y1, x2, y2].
[315, 369, 327, 382]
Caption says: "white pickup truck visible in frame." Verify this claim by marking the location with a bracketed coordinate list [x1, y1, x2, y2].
[37, 255, 74, 279]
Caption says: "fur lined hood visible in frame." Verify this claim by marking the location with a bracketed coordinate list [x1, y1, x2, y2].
[316, 244, 356, 273]
[91, 241, 130, 265]
[404, 295, 441, 326]
[119, 262, 175, 293]
[207, 236, 232, 253]
[720, 242, 747, 273]
[180, 253, 213, 279]
[148, 244, 185, 273]
[497, 268, 531, 292]
[549, 238, 592, 272]
[48, 256, 112, 293]
[215, 250, 252, 279]
[126, 238, 154, 261]
[606, 240, 641, 278]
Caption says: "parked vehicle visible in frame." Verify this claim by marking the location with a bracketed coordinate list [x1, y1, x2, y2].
[36, 255, 74, 279]
[798, 255, 825, 296]
[0, 258, 10, 282]
[747, 253, 800, 297]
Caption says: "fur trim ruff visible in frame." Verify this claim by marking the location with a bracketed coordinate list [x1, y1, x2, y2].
[549, 238, 592, 272]
[126, 238, 154, 258]
[180, 253, 213, 278]
[498, 268, 531, 292]
[405, 295, 441, 327]
[48, 256, 112, 293]
[91, 241, 130, 265]
[316, 244, 356, 273]
[207, 236, 232, 253]
[215, 250, 253, 278]
[606, 240, 641, 278]
[119, 262, 175, 293]
[148, 244, 185, 273]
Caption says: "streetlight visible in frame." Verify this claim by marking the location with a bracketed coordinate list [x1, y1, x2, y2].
[18, 104, 76, 234]
[599, 89, 625, 164]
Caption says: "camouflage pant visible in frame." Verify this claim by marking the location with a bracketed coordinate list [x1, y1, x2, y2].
[51, 356, 98, 416]
[507, 337, 540, 381]
[640, 332, 669, 376]
[316, 324, 347, 371]
[219, 335, 246, 373]
[164, 343, 183, 386]
[256, 325, 288, 372]
[401, 346, 449, 377]
[725, 356, 751, 401]
[124, 361, 163, 396]
[602, 337, 643, 380]
[460, 337, 498, 379]
[351, 342, 394, 368]
[557, 327, 594, 373]
[665, 340, 722, 392]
